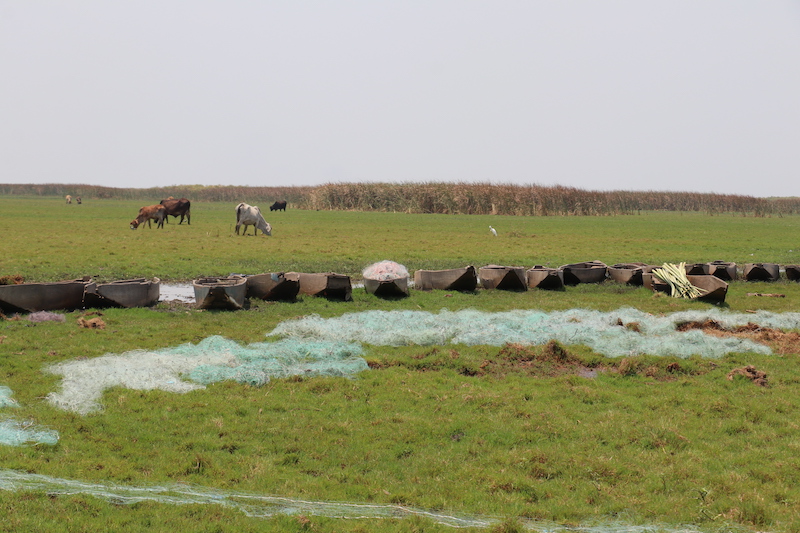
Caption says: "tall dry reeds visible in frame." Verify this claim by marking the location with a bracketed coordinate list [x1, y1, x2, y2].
[1, 182, 797, 216]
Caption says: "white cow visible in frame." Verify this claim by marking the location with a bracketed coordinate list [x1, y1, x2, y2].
[235, 202, 272, 236]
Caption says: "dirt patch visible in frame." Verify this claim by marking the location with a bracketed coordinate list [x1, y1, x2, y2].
[0, 274, 24, 285]
[676, 320, 800, 355]
[727, 365, 768, 387]
[78, 316, 106, 329]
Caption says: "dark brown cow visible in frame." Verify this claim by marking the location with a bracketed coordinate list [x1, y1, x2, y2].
[159, 197, 191, 224]
[130, 205, 166, 229]
[270, 200, 287, 212]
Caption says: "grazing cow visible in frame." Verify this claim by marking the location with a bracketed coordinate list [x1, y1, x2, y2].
[65, 195, 72, 204]
[76, 196, 82, 204]
[235, 202, 272, 236]
[270, 200, 287, 212]
[130, 205, 166, 229]
[159, 197, 191, 224]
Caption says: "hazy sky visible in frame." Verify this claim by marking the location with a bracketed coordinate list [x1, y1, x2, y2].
[2, 1, 799, 196]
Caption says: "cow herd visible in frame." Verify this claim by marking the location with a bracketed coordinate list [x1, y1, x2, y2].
[127, 197, 284, 236]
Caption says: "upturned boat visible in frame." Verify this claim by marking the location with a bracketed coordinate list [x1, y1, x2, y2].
[83, 278, 161, 308]
[525, 266, 564, 290]
[193, 276, 247, 310]
[246, 272, 300, 301]
[413, 266, 478, 291]
[743, 263, 780, 282]
[478, 265, 527, 291]
[559, 261, 608, 285]
[292, 272, 353, 301]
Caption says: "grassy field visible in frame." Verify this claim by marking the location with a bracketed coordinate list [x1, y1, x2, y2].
[2, 196, 800, 532]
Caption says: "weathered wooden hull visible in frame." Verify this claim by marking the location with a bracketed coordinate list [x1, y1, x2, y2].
[743, 263, 780, 282]
[479, 265, 527, 291]
[83, 278, 161, 308]
[292, 272, 353, 301]
[560, 261, 608, 285]
[193, 276, 247, 310]
[684, 263, 708, 276]
[246, 272, 300, 301]
[706, 261, 737, 281]
[413, 266, 477, 291]
[786, 265, 800, 282]
[525, 266, 564, 290]
[643, 273, 728, 304]
[0, 278, 90, 313]
[607, 263, 648, 285]
[364, 277, 409, 298]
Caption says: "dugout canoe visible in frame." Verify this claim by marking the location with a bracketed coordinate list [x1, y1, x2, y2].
[559, 261, 608, 285]
[83, 278, 161, 308]
[193, 276, 247, 310]
[525, 266, 564, 290]
[246, 272, 300, 301]
[706, 261, 737, 281]
[642, 273, 728, 304]
[684, 263, 708, 275]
[607, 263, 649, 285]
[743, 263, 780, 282]
[292, 272, 353, 301]
[479, 265, 527, 291]
[786, 265, 800, 282]
[363, 276, 409, 298]
[0, 277, 91, 313]
[413, 266, 478, 291]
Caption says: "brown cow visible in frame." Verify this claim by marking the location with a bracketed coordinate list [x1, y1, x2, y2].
[160, 197, 191, 225]
[130, 205, 166, 229]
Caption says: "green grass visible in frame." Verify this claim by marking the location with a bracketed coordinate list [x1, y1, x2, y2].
[2, 195, 800, 532]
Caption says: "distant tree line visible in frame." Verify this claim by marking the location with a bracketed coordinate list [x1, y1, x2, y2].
[1, 182, 798, 216]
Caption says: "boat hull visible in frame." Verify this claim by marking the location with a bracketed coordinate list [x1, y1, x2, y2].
[786, 265, 800, 282]
[643, 273, 728, 304]
[293, 272, 353, 301]
[83, 278, 160, 308]
[743, 263, 780, 282]
[0, 279, 90, 313]
[560, 261, 608, 285]
[525, 266, 564, 290]
[479, 265, 527, 291]
[706, 261, 737, 281]
[246, 273, 300, 301]
[413, 266, 477, 291]
[364, 277, 409, 298]
[193, 276, 247, 310]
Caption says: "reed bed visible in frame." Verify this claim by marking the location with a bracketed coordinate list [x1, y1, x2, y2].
[2, 182, 798, 216]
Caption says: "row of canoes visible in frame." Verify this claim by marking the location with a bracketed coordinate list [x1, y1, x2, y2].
[0, 277, 160, 313]
[3, 261, 798, 313]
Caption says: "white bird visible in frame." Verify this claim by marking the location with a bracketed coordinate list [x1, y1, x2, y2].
[489, 225, 497, 237]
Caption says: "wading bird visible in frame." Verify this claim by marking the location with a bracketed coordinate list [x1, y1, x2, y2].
[489, 226, 497, 237]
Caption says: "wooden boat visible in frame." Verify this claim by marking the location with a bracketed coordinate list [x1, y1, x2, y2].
[684, 263, 708, 275]
[706, 261, 737, 281]
[0, 277, 91, 313]
[525, 266, 564, 290]
[193, 276, 247, 310]
[292, 272, 352, 301]
[364, 276, 409, 298]
[786, 265, 800, 282]
[743, 263, 780, 282]
[83, 278, 161, 308]
[559, 261, 608, 285]
[478, 265, 527, 291]
[246, 272, 300, 301]
[642, 273, 728, 304]
[607, 263, 648, 285]
[413, 266, 477, 291]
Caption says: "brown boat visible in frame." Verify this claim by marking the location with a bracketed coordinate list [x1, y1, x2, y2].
[559, 261, 608, 285]
[706, 261, 737, 281]
[743, 263, 780, 282]
[525, 266, 564, 290]
[643, 273, 728, 304]
[413, 266, 478, 291]
[684, 263, 708, 275]
[0, 277, 91, 313]
[292, 272, 352, 301]
[478, 265, 527, 291]
[193, 276, 247, 310]
[364, 276, 409, 298]
[246, 272, 300, 301]
[786, 265, 800, 282]
[83, 278, 161, 308]
[607, 263, 649, 285]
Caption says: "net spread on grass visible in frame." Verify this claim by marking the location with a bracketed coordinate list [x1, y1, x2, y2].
[269, 307, 799, 358]
[46, 337, 367, 415]
[0, 468, 712, 532]
[0, 386, 17, 409]
[0, 387, 59, 447]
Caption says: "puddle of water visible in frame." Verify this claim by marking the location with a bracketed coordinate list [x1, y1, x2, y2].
[159, 284, 194, 303]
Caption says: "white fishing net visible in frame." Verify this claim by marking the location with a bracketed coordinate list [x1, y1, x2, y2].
[0, 387, 59, 446]
[269, 307, 790, 358]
